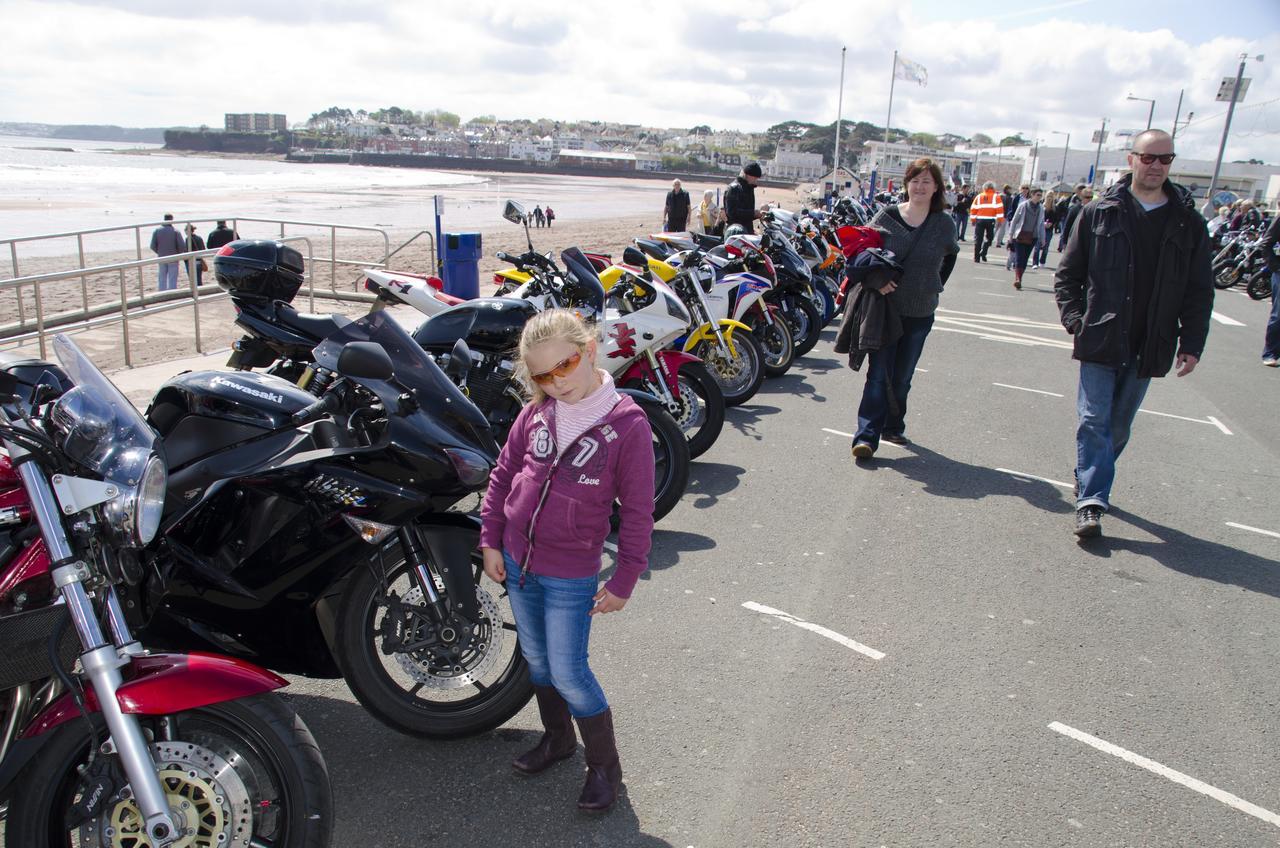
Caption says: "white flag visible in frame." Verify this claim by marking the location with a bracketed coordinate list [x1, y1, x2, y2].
[895, 54, 928, 88]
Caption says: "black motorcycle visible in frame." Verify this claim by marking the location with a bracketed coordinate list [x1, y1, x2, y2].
[134, 309, 534, 739]
[223, 240, 690, 522]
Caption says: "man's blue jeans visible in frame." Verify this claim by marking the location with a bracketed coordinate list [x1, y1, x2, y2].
[157, 262, 178, 291]
[1075, 361, 1151, 511]
[855, 314, 935, 448]
[1263, 271, 1280, 361]
[503, 551, 608, 718]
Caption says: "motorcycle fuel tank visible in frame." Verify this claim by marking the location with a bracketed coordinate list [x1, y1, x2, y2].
[412, 297, 538, 354]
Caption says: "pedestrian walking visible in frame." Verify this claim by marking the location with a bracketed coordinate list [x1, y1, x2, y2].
[534, 205, 546, 228]
[1257, 208, 1280, 367]
[996, 185, 1015, 246]
[953, 184, 972, 241]
[183, 223, 207, 288]
[850, 158, 958, 460]
[479, 308, 655, 812]
[1054, 130, 1214, 538]
[724, 162, 765, 233]
[545, 206, 556, 227]
[663, 179, 691, 232]
[149, 213, 184, 291]
[207, 219, 239, 249]
[1006, 188, 1045, 289]
[969, 181, 1004, 263]
[1059, 185, 1092, 251]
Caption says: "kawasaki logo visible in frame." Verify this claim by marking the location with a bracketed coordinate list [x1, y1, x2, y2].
[211, 376, 284, 404]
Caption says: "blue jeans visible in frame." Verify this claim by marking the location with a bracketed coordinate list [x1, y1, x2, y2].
[1075, 361, 1151, 511]
[1263, 271, 1280, 360]
[855, 314, 935, 448]
[157, 262, 178, 291]
[1032, 230, 1050, 266]
[503, 551, 608, 718]
[952, 211, 968, 240]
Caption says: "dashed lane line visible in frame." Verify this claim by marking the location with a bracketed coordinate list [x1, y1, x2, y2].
[1048, 721, 1280, 829]
[1211, 311, 1246, 327]
[992, 382, 1065, 398]
[997, 468, 1074, 489]
[977, 292, 1019, 298]
[820, 428, 907, 448]
[742, 602, 885, 661]
[1138, 407, 1234, 435]
[1225, 522, 1280, 540]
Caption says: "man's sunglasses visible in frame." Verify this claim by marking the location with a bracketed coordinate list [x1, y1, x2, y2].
[1132, 152, 1176, 165]
[529, 350, 582, 385]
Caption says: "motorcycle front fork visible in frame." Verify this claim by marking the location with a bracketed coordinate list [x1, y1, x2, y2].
[399, 527, 451, 628]
[643, 350, 680, 412]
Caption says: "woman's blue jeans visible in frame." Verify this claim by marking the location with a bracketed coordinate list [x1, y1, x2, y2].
[502, 551, 608, 718]
[854, 314, 935, 448]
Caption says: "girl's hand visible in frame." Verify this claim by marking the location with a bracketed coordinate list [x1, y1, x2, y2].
[590, 587, 627, 616]
[481, 547, 506, 583]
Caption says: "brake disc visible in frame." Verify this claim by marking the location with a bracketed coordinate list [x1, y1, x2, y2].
[393, 584, 505, 690]
[81, 741, 253, 848]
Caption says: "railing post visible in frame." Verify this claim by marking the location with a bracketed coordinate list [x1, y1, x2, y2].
[33, 279, 46, 360]
[10, 242, 25, 327]
[188, 254, 202, 354]
[119, 269, 132, 368]
[134, 227, 145, 302]
[330, 225, 337, 292]
[77, 233, 89, 315]
[308, 241, 316, 312]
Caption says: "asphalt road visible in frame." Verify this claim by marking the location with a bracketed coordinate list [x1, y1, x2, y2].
[278, 243, 1278, 848]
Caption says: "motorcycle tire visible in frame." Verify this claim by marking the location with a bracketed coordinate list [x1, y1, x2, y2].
[6, 694, 332, 848]
[746, 311, 796, 378]
[787, 296, 824, 357]
[693, 331, 765, 407]
[642, 402, 691, 521]
[335, 543, 533, 739]
[811, 281, 836, 328]
[1214, 263, 1242, 289]
[1247, 271, 1272, 300]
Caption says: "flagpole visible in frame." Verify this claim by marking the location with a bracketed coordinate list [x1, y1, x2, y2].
[832, 46, 847, 176]
[885, 49, 898, 145]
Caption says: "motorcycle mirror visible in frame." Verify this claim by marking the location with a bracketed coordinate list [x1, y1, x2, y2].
[336, 341, 394, 381]
[447, 338, 473, 381]
[761, 231, 773, 249]
[502, 200, 526, 225]
[621, 246, 648, 268]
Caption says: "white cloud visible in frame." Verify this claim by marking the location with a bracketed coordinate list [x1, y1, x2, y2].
[0, 0, 1276, 162]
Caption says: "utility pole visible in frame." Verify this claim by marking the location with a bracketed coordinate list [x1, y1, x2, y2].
[1091, 118, 1108, 187]
[833, 46, 847, 176]
[1171, 89, 1184, 139]
[884, 50, 898, 146]
[1207, 53, 1263, 205]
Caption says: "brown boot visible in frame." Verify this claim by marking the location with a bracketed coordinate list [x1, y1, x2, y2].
[1013, 270, 1023, 290]
[512, 685, 577, 774]
[575, 708, 622, 812]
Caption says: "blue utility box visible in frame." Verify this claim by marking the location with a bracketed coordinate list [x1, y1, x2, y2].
[441, 232, 482, 299]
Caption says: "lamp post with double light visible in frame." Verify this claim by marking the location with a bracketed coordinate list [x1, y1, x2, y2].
[1051, 130, 1070, 184]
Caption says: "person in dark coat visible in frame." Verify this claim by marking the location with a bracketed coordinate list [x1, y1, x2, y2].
[1054, 130, 1213, 539]
[1257, 207, 1280, 366]
[663, 180, 691, 232]
[723, 162, 763, 233]
[183, 223, 206, 287]
[207, 220, 239, 249]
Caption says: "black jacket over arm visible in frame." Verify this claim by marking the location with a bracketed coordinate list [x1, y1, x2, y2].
[1054, 175, 1214, 378]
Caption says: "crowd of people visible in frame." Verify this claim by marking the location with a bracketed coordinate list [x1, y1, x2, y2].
[149, 216, 238, 291]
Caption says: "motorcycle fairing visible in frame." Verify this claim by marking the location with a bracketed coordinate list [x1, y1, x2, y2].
[681, 319, 750, 356]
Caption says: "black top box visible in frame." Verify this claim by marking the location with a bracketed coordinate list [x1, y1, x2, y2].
[213, 240, 305, 303]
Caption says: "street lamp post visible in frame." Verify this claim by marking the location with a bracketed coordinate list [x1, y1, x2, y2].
[1051, 130, 1070, 184]
[1207, 53, 1264, 207]
[1126, 94, 1156, 130]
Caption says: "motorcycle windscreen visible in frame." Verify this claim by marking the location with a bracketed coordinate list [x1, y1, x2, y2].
[558, 247, 606, 317]
[310, 311, 496, 455]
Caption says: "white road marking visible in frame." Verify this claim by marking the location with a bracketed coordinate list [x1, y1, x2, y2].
[1226, 522, 1280, 540]
[821, 428, 907, 448]
[997, 468, 1074, 489]
[1138, 408, 1233, 435]
[935, 326, 1051, 347]
[993, 382, 1065, 397]
[1048, 721, 1280, 829]
[978, 292, 1019, 298]
[915, 368, 928, 373]
[1211, 311, 1246, 327]
[742, 602, 885, 661]
[936, 308, 1063, 329]
[1207, 416, 1233, 435]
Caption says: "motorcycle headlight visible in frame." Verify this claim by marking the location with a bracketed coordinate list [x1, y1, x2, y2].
[101, 452, 167, 546]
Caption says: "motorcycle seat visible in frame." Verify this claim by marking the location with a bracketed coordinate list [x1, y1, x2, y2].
[273, 302, 352, 341]
[435, 291, 467, 307]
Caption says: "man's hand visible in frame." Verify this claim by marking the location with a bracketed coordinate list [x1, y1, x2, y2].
[481, 547, 506, 583]
[1175, 353, 1199, 377]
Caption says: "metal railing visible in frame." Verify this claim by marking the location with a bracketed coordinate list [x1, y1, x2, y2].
[0, 217, 439, 363]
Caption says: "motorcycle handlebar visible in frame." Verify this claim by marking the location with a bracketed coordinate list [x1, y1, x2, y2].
[289, 390, 341, 427]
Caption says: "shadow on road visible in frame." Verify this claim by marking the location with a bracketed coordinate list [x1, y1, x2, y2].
[1079, 508, 1280, 599]
[601, 528, 716, 583]
[864, 443, 1073, 514]
[757, 370, 826, 401]
[723, 403, 780, 440]
[685, 461, 746, 509]
[282, 693, 674, 848]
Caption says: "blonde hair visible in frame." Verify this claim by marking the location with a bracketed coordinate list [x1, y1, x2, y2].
[516, 309, 598, 403]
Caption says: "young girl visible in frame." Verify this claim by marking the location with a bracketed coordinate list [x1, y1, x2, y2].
[479, 309, 655, 813]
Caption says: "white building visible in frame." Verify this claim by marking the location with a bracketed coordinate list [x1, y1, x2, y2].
[859, 140, 979, 187]
[764, 141, 825, 182]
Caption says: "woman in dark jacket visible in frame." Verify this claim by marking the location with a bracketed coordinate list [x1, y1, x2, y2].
[851, 158, 958, 460]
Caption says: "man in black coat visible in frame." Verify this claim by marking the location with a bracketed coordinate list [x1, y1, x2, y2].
[207, 220, 239, 249]
[663, 179, 691, 232]
[1057, 185, 1091, 251]
[723, 162, 763, 233]
[1258, 207, 1280, 366]
[1054, 130, 1213, 539]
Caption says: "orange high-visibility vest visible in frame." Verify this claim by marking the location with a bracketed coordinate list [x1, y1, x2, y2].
[970, 189, 1005, 223]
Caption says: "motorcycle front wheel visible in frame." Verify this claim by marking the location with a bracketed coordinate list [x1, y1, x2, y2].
[745, 310, 796, 378]
[1214, 263, 1241, 289]
[626, 362, 724, 460]
[786, 295, 823, 357]
[6, 694, 332, 848]
[336, 544, 533, 739]
[692, 331, 764, 407]
[1247, 270, 1272, 300]
[642, 402, 691, 520]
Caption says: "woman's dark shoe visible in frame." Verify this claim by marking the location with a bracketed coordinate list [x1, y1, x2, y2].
[575, 708, 622, 812]
[513, 685, 578, 775]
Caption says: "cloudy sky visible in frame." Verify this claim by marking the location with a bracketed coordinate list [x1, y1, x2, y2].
[2, 0, 1278, 162]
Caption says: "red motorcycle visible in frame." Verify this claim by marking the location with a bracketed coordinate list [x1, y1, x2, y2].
[0, 338, 332, 847]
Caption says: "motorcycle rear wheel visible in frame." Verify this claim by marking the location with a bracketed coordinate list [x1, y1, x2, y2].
[5, 694, 331, 848]
[336, 545, 533, 739]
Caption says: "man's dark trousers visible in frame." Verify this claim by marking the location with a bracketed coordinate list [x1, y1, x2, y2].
[973, 220, 995, 261]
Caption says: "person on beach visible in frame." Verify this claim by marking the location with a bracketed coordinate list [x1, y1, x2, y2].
[663, 179, 691, 232]
[724, 162, 764, 233]
[690, 189, 722, 235]
[149, 213, 184, 291]
[207, 220, 239, 249]
[184, 223, 207, 288]
[1054, 129, 1214, 539]
[850, 158, 958, 460]
[479, 309, 655, 813]
[1006, 187, 1045, 290]
[545, 206, 556, 227]
[534, 206, 546, 228]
